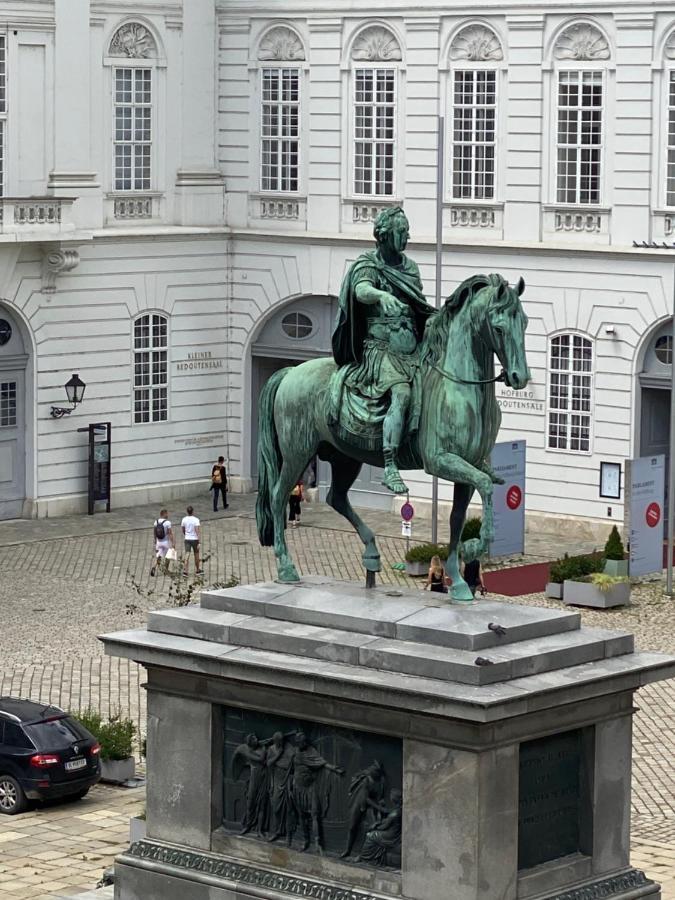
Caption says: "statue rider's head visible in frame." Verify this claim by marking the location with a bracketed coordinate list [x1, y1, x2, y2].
[373, 207, 409, 256]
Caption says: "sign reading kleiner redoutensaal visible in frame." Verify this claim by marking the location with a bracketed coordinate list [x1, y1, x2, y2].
[489, 440, 526, 558]
[629, 454, 665, 577]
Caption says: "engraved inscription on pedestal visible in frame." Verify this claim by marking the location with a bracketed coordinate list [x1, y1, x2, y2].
[518, 728, 592, 870]
[222, 706, 403, 868]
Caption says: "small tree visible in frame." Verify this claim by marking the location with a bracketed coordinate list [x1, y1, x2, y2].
[604, 525, 625, 561]
[461, 517, 482, 541]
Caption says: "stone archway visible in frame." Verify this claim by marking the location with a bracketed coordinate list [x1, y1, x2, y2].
[0, 303, 30, 519]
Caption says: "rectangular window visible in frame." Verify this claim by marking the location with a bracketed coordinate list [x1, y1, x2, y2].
[0, 380, 16, 427]
[451, 70, 496, 200]
[667, 72, 675, 206]
[134, 314, 167, 423]
[114, 67, 151, 191]
[354, 68, 395, 196]
[548, 335, 593, 452]
[261, 68, 300, 193]
[556, 71, 602, 205]
[0, 34, 7, 197]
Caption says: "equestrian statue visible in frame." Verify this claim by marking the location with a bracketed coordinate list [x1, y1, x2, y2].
[256, 207, 530, 601]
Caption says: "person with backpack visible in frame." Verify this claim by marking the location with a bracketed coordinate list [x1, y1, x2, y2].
[210, 456, 228, 512]
[150, 508, 174, 576]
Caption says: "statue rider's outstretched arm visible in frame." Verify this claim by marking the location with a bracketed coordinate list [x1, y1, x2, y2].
[355, 281, 401, 315]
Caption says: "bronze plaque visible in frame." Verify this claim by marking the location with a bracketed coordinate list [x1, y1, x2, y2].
[222, 706, 402, 868]
[518, 729, 587, 870]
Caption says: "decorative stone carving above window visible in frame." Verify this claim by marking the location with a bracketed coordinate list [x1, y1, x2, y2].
[257, 26, 305, 61]
[554, 23, 610, 61]
[449, 25, 503, 62]
[109, 22, 158, 59]
[351, 26, 402, 62]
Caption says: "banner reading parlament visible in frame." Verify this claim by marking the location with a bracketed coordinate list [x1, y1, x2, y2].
[489, 440, 526, 557]
[629, 454, 665, 577]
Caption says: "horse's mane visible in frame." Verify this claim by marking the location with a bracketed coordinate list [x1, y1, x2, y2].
[422, 273, 510, 366]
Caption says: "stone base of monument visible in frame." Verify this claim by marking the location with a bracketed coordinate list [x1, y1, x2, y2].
[100, 577, 674, 900]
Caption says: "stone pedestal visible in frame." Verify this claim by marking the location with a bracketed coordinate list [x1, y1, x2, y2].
[100, 578, 675, 900]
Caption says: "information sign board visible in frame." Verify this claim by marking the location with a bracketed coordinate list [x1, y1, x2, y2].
[489, 440, 526, 557]
[629, 454, 665, 577]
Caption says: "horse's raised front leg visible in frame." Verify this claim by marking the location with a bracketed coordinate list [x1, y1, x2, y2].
[426, 452, 493, 602]
[271, 460, 308, 582]
[326, 453, 381, 574]
[446, 482, 474, 601]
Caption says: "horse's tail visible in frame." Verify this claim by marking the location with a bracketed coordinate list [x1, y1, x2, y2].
[256, 368, 291, 547]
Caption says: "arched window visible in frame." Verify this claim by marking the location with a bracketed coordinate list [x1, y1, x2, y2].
[133, 313, 168, 423]
[109, 22, 158, 195]
[551, 22, 610, 207]
[448, 24, 503, 201]
[350, 25, 402, 197]
[257, 26, 305, 194]
[281, 311, 313, 338]
[547, 334, 593, 452]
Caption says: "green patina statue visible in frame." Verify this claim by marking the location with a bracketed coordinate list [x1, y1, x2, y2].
[256, 207, 531, 601]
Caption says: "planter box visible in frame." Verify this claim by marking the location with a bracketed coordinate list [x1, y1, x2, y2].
[405, 561, 429, 577]
[563, 579, 631, 609]
[545, 582, 563, 600]
[604, 559, 629, 577]
[101, 757, 136, 784]
[129, 815, 146, 844]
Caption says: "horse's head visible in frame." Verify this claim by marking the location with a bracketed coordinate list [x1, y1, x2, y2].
[479, 275, 531, 390]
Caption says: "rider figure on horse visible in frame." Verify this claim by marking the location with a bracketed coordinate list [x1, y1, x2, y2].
[331, 207, 435, 494]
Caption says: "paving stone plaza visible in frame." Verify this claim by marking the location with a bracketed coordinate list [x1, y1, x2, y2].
[1, 495, 675, 898]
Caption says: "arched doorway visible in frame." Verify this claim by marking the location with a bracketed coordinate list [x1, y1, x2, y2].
[0, 304, 29, 519]
[249, 296, 388, 507]
[638, 319, 672, 533]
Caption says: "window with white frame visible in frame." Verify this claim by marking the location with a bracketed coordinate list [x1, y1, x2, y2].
[113, 67, 152, 191]
[556, 71, 602, 205]
[451, 70, 496, 200]
[261, 68, 300, 193]
[548, 334, 593, 452]
[667, 71, 675, 207]
[0, 34, 6, 196]
[353, 68, 395, 197]
[133, 314, 167, 424]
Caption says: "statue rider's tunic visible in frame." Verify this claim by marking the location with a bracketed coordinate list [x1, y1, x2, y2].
[330, 249, 434, 450]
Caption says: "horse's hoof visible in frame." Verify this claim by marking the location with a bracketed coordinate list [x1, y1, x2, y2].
[278, 562, 300, 583]
[451, 583, 474, 603]
[364, 556, 381, 573]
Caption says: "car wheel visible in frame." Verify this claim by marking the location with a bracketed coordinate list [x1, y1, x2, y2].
[0, 775, 27, 815]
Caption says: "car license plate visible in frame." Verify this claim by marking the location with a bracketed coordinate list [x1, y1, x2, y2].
[65, 758, 87, 771]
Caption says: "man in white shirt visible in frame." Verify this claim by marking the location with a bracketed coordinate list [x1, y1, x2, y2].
[181, 505, 202, 577]
[150, 508, 174, 576]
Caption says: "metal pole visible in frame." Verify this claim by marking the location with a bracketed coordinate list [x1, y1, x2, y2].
[431, 115, 444, 544]
[666, 270, 675, 594]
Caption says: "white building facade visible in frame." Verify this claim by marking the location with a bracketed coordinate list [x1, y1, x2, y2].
[1, 0, 674, 538]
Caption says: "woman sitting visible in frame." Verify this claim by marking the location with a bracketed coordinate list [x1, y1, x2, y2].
[424, 555, 449, 593]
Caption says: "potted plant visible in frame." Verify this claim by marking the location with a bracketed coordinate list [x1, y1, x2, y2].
[603, 525, 628, 577]
[404, 543, 448, 577]
[547, 552, 605, 600]
[75, 709, 137, 784]
[546, 556, 567, 599]
[563, 572, 631, 609]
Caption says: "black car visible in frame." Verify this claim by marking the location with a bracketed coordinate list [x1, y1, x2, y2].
[0, 697, 101, 814]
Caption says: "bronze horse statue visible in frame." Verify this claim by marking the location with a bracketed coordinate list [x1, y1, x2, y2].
[256, 273, 530, 601]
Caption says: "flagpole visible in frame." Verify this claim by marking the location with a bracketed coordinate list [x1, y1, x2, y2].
[666, 269, 675, 594]
[431, 115, 444, 545]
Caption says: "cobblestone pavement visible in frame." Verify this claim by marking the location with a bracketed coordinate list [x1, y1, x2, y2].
[0, 494, 674, 896]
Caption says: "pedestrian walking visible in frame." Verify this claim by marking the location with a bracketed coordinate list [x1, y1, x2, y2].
[424, 555, 449, 593]
[150, 508, 174, 576]
[211, 455, 228, 511]
[463, 557, 486, 598]
[288, 481, 303, 527]
[181, 505, 203, 576]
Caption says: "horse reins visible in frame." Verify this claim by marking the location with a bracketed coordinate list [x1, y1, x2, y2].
[427, 362, 506, 386]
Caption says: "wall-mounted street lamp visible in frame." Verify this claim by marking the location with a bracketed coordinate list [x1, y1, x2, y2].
[50, 373, 86, 419]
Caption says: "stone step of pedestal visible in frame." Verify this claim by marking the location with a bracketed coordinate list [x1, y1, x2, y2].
[200, 582, 582, 651]
[147, 606, 633, 686]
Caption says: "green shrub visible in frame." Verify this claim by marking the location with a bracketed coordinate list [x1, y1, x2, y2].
[604, 525, 625, 561]
[461, 517, 482, 541]
[405, 543, 448, 564]
[74, 709, 136, 761]
[549, 552, 604, 584]
[589, 572, 629, 593]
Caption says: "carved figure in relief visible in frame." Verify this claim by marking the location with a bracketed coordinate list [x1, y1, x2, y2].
[232, 734, 269, 836]
[265, 731, 296, 842]
[340, 760, 386, 859]
[287, 732, 345, 852]
[356, 789, 402, 868]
